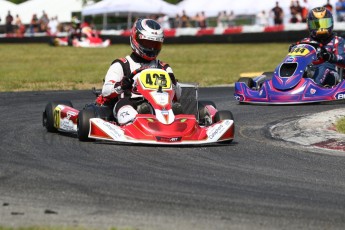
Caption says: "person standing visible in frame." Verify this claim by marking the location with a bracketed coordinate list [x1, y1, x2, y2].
[271, 1, 284, 25]
[324, 0, 333, 12]
[5, 11, 13, 34]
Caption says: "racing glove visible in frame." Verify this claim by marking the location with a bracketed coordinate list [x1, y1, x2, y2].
[121, 77, 134, 91]
[288, 43, 297, 52]
[320, 48, 336, 62]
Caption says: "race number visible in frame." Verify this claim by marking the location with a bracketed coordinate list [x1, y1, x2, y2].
[138, 69, 172, 90]
[53, 107, 61, 129]
[288, 47, 310, 56]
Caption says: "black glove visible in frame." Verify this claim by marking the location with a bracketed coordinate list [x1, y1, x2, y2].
[320, 48, 336, 62]
[121, 77, 134, 91]
[288, 43, 297, 52]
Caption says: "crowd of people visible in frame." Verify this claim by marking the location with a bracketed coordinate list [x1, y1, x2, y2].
[1, 0, 345, 36]
[1, 10, 64, 36]
[268, 0, 344, 25]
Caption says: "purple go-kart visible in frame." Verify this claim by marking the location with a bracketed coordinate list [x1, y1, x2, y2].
[234, 41, 345, 104]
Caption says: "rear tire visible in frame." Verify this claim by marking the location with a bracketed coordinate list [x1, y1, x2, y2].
[214, 110, 234, 143]
[77, 108, 96, 142]
[43, 101, 73, 133]
[237, 77, 254, 88]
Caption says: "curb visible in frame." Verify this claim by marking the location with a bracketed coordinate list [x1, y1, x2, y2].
[270, 108, 345, 152]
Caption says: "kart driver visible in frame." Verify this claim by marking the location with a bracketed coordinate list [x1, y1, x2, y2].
[96, 18, 182, 125]
[289, 7, 345, 87]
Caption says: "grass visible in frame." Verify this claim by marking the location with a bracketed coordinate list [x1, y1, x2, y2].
[0, 43, 289, 92]
[336, 117, 345, 134]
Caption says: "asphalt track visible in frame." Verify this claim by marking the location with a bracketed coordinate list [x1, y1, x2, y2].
[1, 87, 345, 230]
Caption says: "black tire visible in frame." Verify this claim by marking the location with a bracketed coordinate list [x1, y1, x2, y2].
[214, 110, 235, 143]
[77, 108, 96, 142]
[237, 77, 254, 88]
[43, 101, 73, 133]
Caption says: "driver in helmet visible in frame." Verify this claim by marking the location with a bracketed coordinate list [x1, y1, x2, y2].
[96, 18, 182, 125]
[290, 7, 345, 87]
[68, 16, 82, 46]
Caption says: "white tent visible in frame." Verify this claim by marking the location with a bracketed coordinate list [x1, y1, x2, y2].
[0, 0, 17, 25]
[82, 0, 178, 17]
[177, 0, 339, 17]
[82, 0, 179, 29]
[16, 0, 83, 24]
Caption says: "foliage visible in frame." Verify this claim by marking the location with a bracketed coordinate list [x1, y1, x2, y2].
[336, 117, 345, 134]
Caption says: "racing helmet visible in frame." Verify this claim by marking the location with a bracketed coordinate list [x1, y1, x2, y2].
[307, 7, 333, 41]
[130, 18, 164, 61]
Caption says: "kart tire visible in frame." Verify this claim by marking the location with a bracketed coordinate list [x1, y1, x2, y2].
[43, 101, 73, 133]
[214, 110, 234, 143]
[77, 108, 96, 142]
[237, 77, 254, 88]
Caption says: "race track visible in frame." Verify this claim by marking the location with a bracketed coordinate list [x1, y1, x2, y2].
[1, 88, 345, 230]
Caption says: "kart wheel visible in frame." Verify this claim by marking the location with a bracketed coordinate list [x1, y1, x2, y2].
[43, 101, 73, 133]
[214, 110, 234, 143]
[77, 108, 96, 142]
[237, 77, 254, 88]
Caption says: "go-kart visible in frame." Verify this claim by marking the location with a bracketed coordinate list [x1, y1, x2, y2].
[234, 41, 345, 104]
[51, 27, 110, 48]
[43, 68, 235, 145]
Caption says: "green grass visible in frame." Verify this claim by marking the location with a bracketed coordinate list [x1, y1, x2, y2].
[0, 43, 289, 92]
[336, 117, 345, 134]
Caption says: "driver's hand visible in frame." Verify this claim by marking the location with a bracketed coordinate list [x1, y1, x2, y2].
[288, 43, 297, 52]
[121, 77, 134, 90]
[320, 48, 336, 62]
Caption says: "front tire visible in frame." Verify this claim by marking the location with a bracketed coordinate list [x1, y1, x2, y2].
[43, 101, 73, 133]
[214, 110, 234, 143]
[237, 77, 254, 89]
[77, 108, 96, 142]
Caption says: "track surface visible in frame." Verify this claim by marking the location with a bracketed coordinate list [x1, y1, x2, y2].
[1, 88, 345, 230]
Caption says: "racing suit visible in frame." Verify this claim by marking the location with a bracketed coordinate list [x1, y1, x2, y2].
[298, 35, 345, 86]
[97, 52, 182, 124]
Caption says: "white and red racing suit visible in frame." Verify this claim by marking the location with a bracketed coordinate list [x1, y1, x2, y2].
[96, 52, 182, 124]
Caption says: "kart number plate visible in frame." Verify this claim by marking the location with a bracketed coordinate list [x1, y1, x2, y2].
[139, 69, 172, 90]
[288, 47, 310, 56]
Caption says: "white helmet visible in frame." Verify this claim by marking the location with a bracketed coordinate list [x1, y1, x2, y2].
[130, 18, 164, 61]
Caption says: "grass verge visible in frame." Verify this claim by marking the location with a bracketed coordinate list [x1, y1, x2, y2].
[0, 43, 288, 92]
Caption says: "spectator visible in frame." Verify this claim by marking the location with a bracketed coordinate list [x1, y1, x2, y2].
[157, 14, 171, 29]
[300, 0, 309, 22]
[180, 10, 190, 28]
[324, 0, 333, 12]
[271, 1, 284, 25]
[228, 11, 236, 27]
[174, 14, 181, 28]
[14, 14, 24, 36]
[217, 11, 228, 28]
[290, 1, 300, 23]
[48, 16, 59, 35]
[29, 14, 39, 35]
[336, 0, 345, 21]
[256, 10, 269, 26]
[39, 11, 49, 32]
[199, 11, 207, 28]
[5, 11, 14, 34]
